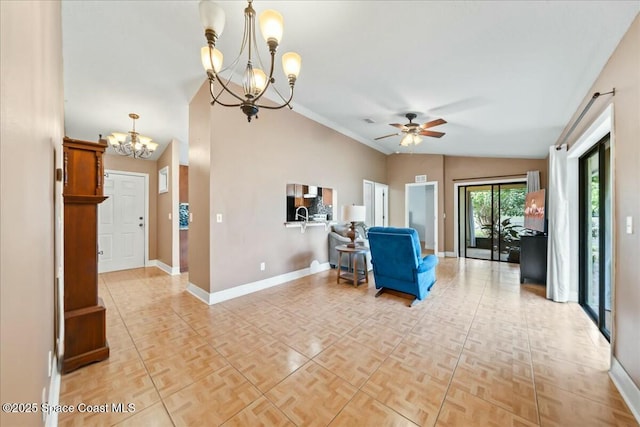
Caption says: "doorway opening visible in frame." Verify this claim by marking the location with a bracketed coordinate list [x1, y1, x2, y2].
[405, 182, 438, 256]
[457, 182, 526, 262]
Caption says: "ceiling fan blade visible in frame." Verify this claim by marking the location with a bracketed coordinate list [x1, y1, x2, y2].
[374, 132, 400, 141]
[419, 130, 445, 138]
[389, 123, 408, 130]
[420, 118, 447, 129]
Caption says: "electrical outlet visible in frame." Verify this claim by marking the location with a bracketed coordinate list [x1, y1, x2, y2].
[626, 216, 633, 234]
[260, 262, 266, 271]
[216, 214, 223, 223]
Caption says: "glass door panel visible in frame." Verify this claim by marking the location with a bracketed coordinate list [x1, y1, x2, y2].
[585, 150, 600, 316]
[459, 182, 525, 263]
[499, 183, 526, 263]
[580, 134, 611, 341]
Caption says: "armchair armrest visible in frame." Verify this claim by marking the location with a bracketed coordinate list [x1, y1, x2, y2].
[417, 254, 439, 273]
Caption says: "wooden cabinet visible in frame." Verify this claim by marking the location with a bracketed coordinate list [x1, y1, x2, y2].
[62, 137, 109, 373]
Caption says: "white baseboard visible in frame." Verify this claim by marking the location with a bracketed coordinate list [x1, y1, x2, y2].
[187, 262, 332, 305]
[152, 260, 180, 276]
[610, 356, 640, 422]
[45, 356, 61, 427]
[445, 251, 457, 257]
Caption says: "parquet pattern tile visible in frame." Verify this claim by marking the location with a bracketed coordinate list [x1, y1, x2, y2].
[57, 258, 638, 426]
[362, 358, 448, 426]
[265, 361, 357, 426]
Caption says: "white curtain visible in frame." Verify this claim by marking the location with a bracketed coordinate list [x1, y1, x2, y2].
[546, 146, 570, 302]
[527, 170, 541, 192]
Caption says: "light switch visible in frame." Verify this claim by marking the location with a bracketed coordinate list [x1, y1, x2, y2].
[189, 212, 193, 223]
[216, 213, 223, 223]
[168, 213, 172, 220]
[626, 216, 633, 234]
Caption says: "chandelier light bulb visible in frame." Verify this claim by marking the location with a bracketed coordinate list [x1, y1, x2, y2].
[253, 68, 267, 95]
[282, 52, 301, 79]
[259, 9, 284, 45]
[200, 46, 223, 73]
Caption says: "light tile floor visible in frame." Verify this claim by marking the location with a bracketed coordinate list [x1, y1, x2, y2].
[58, 258, 638, 426]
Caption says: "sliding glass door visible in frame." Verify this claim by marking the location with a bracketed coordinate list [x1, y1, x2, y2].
[458, 182, 526, 262]
[579, 135, 611, 340]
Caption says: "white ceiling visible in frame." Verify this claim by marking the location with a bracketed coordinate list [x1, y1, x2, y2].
[61, 1, 639, 163]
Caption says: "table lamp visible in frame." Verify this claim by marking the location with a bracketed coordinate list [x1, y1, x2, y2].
[342, 205, 366, 248]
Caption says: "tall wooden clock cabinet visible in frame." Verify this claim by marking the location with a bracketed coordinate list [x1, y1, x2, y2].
[62, 137, 109, 373]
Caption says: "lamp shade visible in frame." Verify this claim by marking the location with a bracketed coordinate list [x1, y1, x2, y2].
[200, 46, 223, 73]
[259, 9, 284, 44]
[342, 205, 366, 223]
[282, 52, 301, 78]
[199, 0, 226, 36]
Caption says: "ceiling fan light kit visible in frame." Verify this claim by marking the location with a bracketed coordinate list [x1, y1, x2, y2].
[374, 113, 447, 147]
[199, 0, 302, 122]
[107, 113, 158, 159]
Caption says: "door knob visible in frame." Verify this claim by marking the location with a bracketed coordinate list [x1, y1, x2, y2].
[139, 216, 143, 220]
[98, 250, 104, 255]
[139, 223, 144, 227]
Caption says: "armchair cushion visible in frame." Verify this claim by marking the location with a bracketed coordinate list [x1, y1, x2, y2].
[368, 227, 438, 304]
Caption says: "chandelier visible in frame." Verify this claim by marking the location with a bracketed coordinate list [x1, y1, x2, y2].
[107, 113, 158, 159]
[198, 0, 302, 122]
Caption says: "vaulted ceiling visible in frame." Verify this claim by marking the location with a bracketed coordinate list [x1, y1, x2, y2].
[61, 1, 639, 163]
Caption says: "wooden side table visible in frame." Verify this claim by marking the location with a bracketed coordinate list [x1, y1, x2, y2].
[336, 245, 369, 286]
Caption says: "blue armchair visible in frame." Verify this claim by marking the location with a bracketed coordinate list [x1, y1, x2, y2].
[367, 227, 438, 306]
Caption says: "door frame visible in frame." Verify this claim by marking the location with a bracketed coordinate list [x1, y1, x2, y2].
[363, 179, 389, 227]
[453, 177, 527, 258]
[404, 181, 438, 256]
[578, 136, 611, 340]
[102, 169, 150, 268]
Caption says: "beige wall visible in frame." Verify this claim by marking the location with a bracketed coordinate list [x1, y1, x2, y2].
[386, 154, 547, 253]
[188, 83, 212, 291]
[189, 82, 387, 293]
[156, 140, 180, 267]
[1, 1, 63, 425]
[103, 154, 159, 260]
[559, 14, 640, 388]
[386, 154, 445, 251]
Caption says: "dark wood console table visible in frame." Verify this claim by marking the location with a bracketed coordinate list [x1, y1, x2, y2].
[520, 234, 548, 285]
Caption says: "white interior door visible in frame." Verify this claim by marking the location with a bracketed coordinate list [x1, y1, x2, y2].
[374, 183, 388, 226]
[99, 172, 145, 273]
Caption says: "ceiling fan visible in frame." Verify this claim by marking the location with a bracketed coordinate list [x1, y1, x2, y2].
[374, 113, 447, 146]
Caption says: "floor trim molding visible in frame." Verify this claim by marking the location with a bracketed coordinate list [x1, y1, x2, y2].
[187, 262, 331, 305]
[45, 357, 61, 427]
[610, 356, 640, 422]
[153, 260, 180, 276]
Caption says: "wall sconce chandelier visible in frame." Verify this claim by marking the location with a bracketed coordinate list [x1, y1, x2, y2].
[199, 0, 302, 122]
[107, 113, 158, 159]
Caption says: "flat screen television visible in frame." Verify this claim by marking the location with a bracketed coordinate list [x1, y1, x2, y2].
[524, 189, 546, 233]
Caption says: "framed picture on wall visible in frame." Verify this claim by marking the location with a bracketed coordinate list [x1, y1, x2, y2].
[159, 166, 169, 194]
